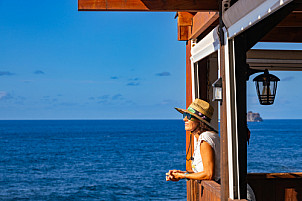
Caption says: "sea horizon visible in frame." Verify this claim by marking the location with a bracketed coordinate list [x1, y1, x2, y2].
[1, 119, 301, 200]
[1, 118, 302, 121]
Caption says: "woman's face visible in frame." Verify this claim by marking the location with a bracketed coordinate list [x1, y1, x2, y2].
[183, 115, 199, 131]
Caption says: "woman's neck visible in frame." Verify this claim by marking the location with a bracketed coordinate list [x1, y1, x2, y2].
[192, 128, 202, 139]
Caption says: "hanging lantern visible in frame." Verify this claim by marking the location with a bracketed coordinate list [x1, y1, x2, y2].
[253, 70, 280, 105]
[212, 77, 222, 102]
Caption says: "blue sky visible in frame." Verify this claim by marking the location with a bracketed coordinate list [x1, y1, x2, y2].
[0, 0, 301, 119]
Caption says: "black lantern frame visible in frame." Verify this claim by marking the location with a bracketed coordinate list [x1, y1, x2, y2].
[253, 69, 280, 105]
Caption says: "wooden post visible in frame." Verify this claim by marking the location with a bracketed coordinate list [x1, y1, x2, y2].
[220, 43, 229, 201]
[233, 35, 248, 199]
[186, 40, 193, 201]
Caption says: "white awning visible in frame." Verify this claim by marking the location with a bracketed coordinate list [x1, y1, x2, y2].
[223, 0, 293, 39]
[190, 26, 219, 63]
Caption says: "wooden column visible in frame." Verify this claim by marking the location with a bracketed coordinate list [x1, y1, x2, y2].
[186, 40, 194, 201]
[233, 35, 248, 200]
[220, 43, 229, 201]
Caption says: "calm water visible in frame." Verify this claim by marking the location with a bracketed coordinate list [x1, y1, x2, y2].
[0, 120, 301, 200]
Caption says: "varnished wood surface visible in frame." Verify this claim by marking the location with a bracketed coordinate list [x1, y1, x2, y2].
[186, 40, 193, 172]
[247, 173, 302, 201]
[220, 44, 229, 201]
[190, 12, 219, 40]
[78, 0, 218, 11]
[260, 27, 302, 42]
[188, 180, 221, 201]
[177, 12, 193, 41]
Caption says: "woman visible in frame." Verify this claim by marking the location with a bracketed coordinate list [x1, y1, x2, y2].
[166, 98, 220, 182]
[166, 98, 256, 201]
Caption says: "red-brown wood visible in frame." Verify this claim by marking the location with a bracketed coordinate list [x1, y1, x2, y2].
[277, 12, 302, 27]
[186, 40, 193, 173]
[247, 173, 302, 201]
[178, 25, 191, 41]
[177, 12, 194, 41]
[178, 12, 194, 26]
[220, 44, 229, 201]
[78, 0, 219, 11]
[190, 12, 219, 39]
[260, 27, 302, 42]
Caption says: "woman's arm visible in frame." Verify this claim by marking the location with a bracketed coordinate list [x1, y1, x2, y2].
[172, 141, 215, 180]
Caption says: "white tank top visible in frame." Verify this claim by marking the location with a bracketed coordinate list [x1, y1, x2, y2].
[191, 131, 220, 181]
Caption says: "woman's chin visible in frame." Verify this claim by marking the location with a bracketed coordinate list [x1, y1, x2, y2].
[185, 127, 191, 131]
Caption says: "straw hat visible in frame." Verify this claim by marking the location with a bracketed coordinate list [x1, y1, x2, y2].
[175, 98, 217, 132]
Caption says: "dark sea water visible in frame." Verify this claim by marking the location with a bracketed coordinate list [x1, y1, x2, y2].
[0, 120, 301, 200]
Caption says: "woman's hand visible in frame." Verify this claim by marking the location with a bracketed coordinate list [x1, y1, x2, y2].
[171, 172, 185, 180]
[166, 170, 184, 181]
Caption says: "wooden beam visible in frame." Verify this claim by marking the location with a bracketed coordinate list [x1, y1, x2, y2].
[178, 26, 191, 41]
[220, 39, 229, 201]
[177, 12, 193, 41]
[260, 27, 302, 42]
[186, 40, 193, 171]
[78, 0, 219, 11]
[247, 49, 302, 60]
[276, 12, 302, 27]
[247, 49, 302, 71]
[190, 12, 219, 39]
[178, 12, 194, 26]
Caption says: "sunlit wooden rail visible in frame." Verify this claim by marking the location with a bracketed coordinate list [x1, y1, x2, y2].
[187, 172, 302, 201]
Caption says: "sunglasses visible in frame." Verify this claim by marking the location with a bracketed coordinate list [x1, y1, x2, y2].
[183, 112, 196, 121]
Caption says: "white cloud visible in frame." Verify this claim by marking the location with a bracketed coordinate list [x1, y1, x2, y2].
[0, 91, 11, 100]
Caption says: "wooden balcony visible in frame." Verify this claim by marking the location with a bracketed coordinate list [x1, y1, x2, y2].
[187, 173, 302, 201]
[247, 173, 302, 201]
[187, 180, 221, 201]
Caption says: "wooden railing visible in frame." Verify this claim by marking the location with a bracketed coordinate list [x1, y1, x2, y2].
[187, 172, 302, 201]
[247, 172, 302, 201]
[187, 180, 221, 201]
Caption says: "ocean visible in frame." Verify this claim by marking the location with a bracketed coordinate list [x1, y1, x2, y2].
[0, 120, 301, 200]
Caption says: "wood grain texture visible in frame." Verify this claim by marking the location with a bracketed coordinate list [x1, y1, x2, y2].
[260, 27, 302, 42]
[190, 12, 219, 39]
[78, 0, 218, 11]
[186, 40, 193, 172]
[247, 173, 302, 201]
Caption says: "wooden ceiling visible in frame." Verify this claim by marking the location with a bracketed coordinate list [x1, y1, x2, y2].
[78, 0, 219, 11]
[261, 11, 302, 42]
[78, 0, 302, 43]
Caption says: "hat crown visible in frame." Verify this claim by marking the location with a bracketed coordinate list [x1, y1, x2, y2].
[188, 99, 213, 119]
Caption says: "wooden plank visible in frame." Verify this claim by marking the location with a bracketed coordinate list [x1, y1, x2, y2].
[178, 25, 191, 41]
[178, 12, 194, 26]
[260, 27, 302, 42]
[247, 50, 302, 60]
[177, 12, 193, 41]
[234, 36, 248, 200]
[190, 12, 219, 39]
[277, 12, 302, 27]
[247, 172, 302, 180]
[78, 0, 219, 11]
[202, 181, 221, 197]
[247, 50, 302, 71]
[220, 44, 229, 201]
[186, 40, 193, 172]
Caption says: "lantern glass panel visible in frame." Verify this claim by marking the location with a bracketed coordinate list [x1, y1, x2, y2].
[213, 87, 222, 101]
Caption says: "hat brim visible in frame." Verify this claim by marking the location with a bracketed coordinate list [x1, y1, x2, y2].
[175, 107, 218, 133]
